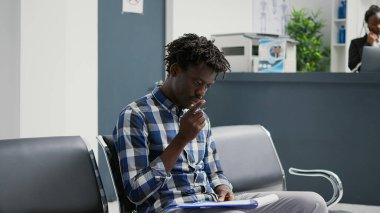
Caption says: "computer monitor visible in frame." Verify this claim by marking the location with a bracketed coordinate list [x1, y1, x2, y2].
[361, 46, 380, 72]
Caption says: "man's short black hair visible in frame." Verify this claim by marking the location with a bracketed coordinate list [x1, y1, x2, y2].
[365, 5, 380, 23]
[164, 33, 230, 76]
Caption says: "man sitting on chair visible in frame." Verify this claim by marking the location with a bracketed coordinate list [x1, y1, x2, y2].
[113, 33, 327, 213]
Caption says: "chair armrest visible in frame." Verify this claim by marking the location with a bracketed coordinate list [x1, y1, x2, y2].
[288, 167, 343, 208]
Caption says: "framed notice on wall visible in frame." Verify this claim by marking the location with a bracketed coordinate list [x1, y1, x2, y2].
[123, 0, 144, 14]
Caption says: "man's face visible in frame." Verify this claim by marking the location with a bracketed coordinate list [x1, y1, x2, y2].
[170, 63, 217, 108]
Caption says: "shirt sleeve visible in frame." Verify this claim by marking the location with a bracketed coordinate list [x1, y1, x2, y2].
[202, 118, 233, 191]
[113, 106, 171, 205]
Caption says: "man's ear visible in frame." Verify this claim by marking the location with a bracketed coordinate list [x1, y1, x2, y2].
[169, 63, 180, 77]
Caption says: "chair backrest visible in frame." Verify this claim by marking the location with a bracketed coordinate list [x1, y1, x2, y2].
[98, 135, 136, 212]
[211, 125, 286, 193]
[0, 136, 106, 213]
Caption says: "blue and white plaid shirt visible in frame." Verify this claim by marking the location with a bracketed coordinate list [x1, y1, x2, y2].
[113, 87, 232, 213]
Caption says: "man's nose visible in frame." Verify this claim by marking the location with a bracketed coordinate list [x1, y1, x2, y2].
[196, 86, 207, 97]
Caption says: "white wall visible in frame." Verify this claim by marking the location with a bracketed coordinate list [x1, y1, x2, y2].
[0, 0, 21, 139]
[20, 0, 67, 137]
[167, 0, 253, 41]
[0, 0, 98, 148]
[64, 0, 98, 139]
[20, 0, 98, 141]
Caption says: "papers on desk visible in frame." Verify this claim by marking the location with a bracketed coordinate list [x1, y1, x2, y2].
[165, 194, 279, 210]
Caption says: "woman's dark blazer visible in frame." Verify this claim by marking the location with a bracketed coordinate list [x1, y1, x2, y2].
[348, 34, 369, 71]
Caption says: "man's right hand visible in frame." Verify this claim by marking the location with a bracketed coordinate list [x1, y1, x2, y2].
[160, 99, 207, 173]
[176, 100, 206, 143]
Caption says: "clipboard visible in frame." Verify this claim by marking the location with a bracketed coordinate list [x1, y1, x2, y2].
[164, 194, 279, 210]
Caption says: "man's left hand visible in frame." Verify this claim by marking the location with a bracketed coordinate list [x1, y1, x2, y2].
[214, 184, 234, 202]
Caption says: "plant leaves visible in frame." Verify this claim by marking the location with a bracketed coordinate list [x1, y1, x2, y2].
[286, 7, 329, 71]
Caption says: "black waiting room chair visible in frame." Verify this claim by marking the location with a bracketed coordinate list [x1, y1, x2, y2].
[211, 125, 346, 212]
[0, 136, 107, 213]
[97, 135, 136, 213]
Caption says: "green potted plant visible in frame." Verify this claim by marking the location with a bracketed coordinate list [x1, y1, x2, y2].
[286, 8, 330, 72]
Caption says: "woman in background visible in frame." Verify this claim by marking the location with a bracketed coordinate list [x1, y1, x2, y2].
[348, 5, 380, 71]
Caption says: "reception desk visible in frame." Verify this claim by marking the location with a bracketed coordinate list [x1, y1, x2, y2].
[205, 73, 380, 205]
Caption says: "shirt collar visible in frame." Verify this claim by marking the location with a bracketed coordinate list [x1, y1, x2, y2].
[151, 86, 176, 110]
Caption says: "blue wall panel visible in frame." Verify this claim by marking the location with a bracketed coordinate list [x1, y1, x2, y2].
[98, 0, 165, 134]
